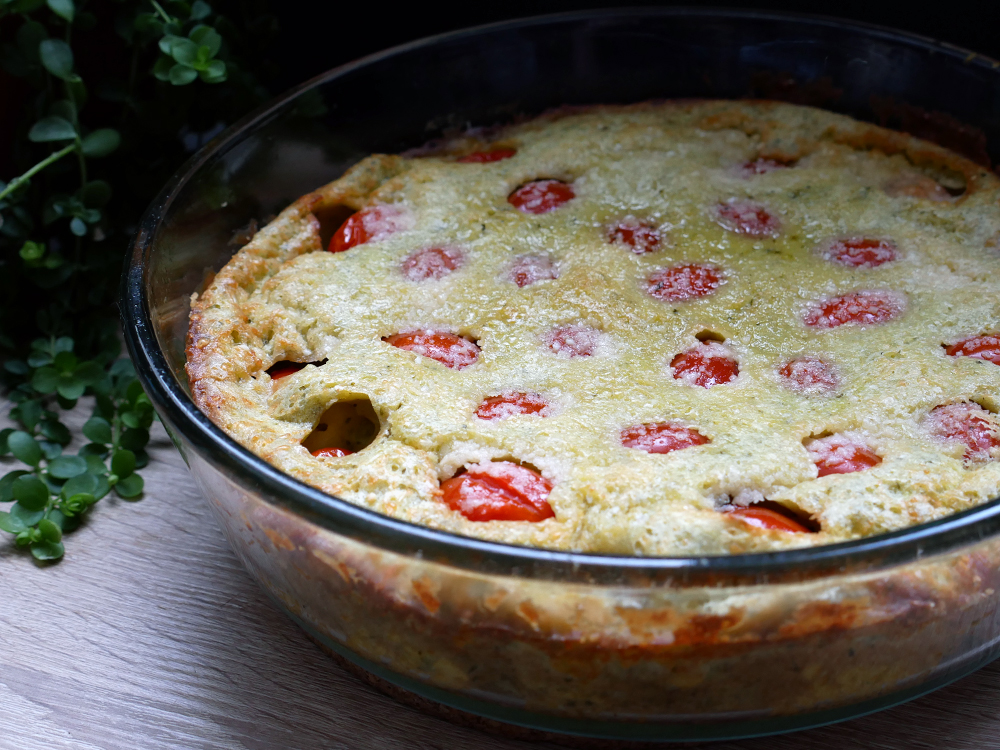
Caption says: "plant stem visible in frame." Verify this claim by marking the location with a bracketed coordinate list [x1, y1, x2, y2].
[0, 144, 77, 202]
[150, 0, 173, 24]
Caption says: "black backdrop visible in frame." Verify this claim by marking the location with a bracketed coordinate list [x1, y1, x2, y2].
[271, 0, 1000, 92]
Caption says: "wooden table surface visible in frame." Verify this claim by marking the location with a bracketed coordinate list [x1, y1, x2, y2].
[2, 414, 999, 750]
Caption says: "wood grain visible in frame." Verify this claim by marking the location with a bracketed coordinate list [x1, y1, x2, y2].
[2, 412, 999, 750]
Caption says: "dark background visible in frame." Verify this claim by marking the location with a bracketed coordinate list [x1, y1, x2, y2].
[270, 0, 1000, 91]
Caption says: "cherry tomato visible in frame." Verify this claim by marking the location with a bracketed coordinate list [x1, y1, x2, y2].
[508, 179, 575, 214]
[328, 205, 408, 253]
[267, 361, 306, 380]
[311, 447, 353, 458]
[401, 247, 462, 281]
[778, 356, 839, 395]
[457, 148, 516, 163]
[671, 342, 739, 388]
[384, 331, 480, 369]
[739, 157, 789, 176]
[944, 334, 1000, 366]
[714, 200, 781, 237]
[545, 325, 601, 358]
[725, 506, 810, 533]
[441, 462, 554, 522]
[607, 219, 661, 254]
[620, 422, 709, 454]
[806, 434, 882, 477]
[803, 290, 905, 329]
[884, 173, 952, 202]
[821, 237, 898, 269]
[509, 253, 558, 287]
[646, 263, 724, 302]
[924, 403, 1000, 462]
[476, 392, 549, 421]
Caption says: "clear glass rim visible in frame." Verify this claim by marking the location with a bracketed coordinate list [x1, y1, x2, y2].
[122, 7, 1000, 585]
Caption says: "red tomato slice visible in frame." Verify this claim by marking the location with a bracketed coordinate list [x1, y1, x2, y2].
[476, 392, 549, 421]
[778, 356, 839, 395]
[545, 325, 601, 358]
[620, 422, 709, 454]
[384, 331, 480, 369]
[458, 148, 516, 163]
[714, 200, 781, 237]
[884, 173, 952, 202]
[806, 434, 882, 477]
[739, 157, 789, 177]
[508, 179, 575, 214]
[924, 403, 1000, 462]
[311, 447, 353, 458]
[509, 253, 558, 287]
[646, 263, 724, 302]
[267, 361, 306, 380]
[401, 247, 462, 281]
[441, 462, 554, 522]
[803, 290, 905, 329]
[725, 506, 810, 533]
[820, 237, 898, 269]
[328, 205, 409, 252]
[671, 342, 739, 388]
[944, 334, 1000, 366]
[607, 219, 661, 254]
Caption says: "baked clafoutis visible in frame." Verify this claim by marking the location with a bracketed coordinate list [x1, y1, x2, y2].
[187, 100, 1000, 556]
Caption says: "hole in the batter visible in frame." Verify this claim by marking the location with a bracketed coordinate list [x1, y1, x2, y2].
[695, 330, 726, 343]
[303, 398, 380, 455]
[266, 359, 327, 381]
[312, 205, 357, 251]
[720, 497, 820, 533]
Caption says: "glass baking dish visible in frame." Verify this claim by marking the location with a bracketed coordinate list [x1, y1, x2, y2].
[121, 9, 1000, 742]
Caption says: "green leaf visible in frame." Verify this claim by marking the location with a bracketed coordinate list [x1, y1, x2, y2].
[39, 419, 71, 445]
[16, 20, 47, 62]
[27, 350, 52, 367]
[48, 455, 87, 479]
[61, 472, 97, 499]
[53, 350, 76, 372]
[69, 217, 87, 236]
[46, 0, 74, 22]
[119, 427, 149, 452]
[111, 449, 136, 478]
[66, 76, 87, 106]
[39, 39, 75, 80]
[189, 25, 222, 57]
[12, 475, 49, 511]
[17, 399, 41, 430]
[120, 410, 142, 429]
[39, 441, 62, 461]
[0, 470, 30, 502]
[74, 360, 104, 386]
[31, 540, 64, 560]
[82, 416, 112, 444]
[80, 128, 120, 158]
[10, 503, 45, 527]
[199, 59, 226, 84]
[168, 63, 198, 85]
[37, 517, 62, 542]
[4, 359, 30, 375]
[0, 429, 12, 457]
[20, 240, 45, 261]
[53, 336, 73, 354]
[153, 55, 173, 81]
[115, 473, 144, 499]
[0, 511, 28, 534]
[30, 366, 60, 393]
[28, 116, 76, 142]
[80, 180, 111, 207]
[190, 0, 211, 20]
[8, 431, 42, 466]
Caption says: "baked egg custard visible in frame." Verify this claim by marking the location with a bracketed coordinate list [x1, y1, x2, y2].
[186, 100, 1000, 555]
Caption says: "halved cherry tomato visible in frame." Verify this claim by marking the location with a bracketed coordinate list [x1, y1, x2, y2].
[725, 506, 810, 533]
[441, 462, 554, 522]
[476, 392, 549, 421]
[944, 334, 1000, 366]
[311, 447, 353, 458]
[458, 148, 516, 163]
[671, 342, 739, 388]
[401, 247, 462, 281]
[545, 325, 600, 358]
[714, 200, 781, 237]
[646, 263, 724, 302]
[508, 179, 575, 214]
[779, 356, 839, 395]
[328, 205, 408, 252]
[924, 403, 1000, 462]
[806, 434, 882, 477]
[620, 422, 709, 454]
[821, 237, 898, 269]
[384, 331, 480, 369]
[608, 219, 661, 254]
[739, 157, 789, 176]
[267, 361, 306, 380]
[884, 173, 952, 202]
[803, 290, 905, 329]
[509, 253, 558, 287]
